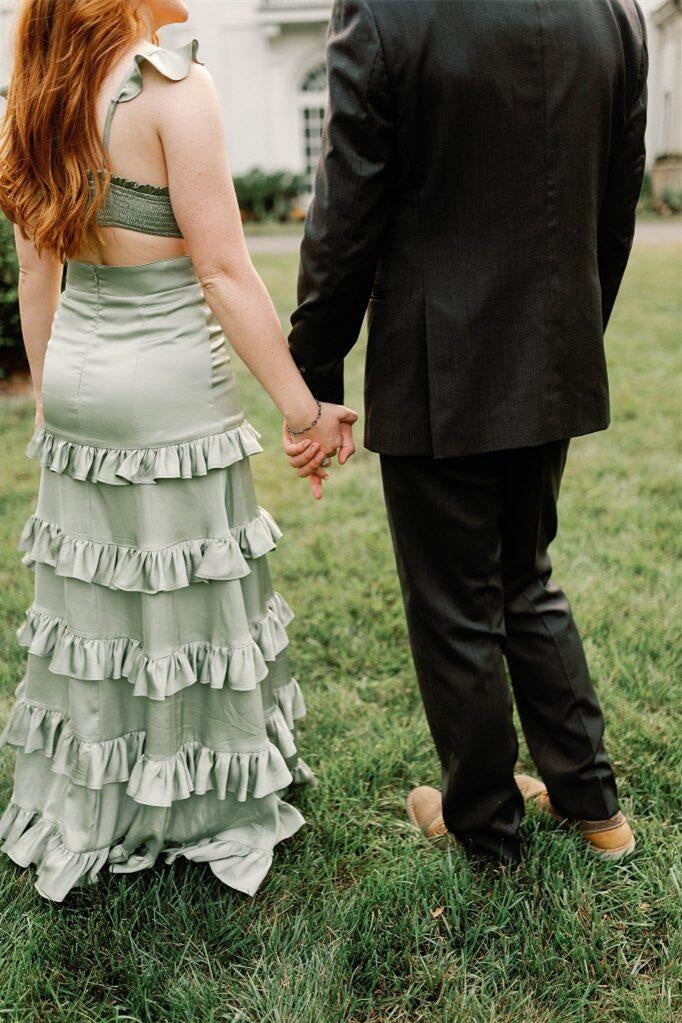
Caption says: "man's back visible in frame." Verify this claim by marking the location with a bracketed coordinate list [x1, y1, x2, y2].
[287, 0, 646, 863]
[290, 0, 648, 457]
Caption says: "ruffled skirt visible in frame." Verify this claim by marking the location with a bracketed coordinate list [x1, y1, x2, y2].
[0, 255, 313, 902]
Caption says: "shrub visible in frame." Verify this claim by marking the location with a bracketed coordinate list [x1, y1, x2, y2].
[233, 168, 307, 222]
[640, 170, 652, 201]
[660, 188, 682, 215]
[0, 211, 24, 376]
[637, 171, 682, 216]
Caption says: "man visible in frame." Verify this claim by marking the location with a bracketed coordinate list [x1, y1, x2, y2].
[286, 0, 647, 864]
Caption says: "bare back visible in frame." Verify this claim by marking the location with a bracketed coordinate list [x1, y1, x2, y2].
[77, 44, 189, 266]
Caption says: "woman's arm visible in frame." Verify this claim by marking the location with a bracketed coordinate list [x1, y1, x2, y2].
[14, 226, 63, 426]
[157, 62, 356, 489]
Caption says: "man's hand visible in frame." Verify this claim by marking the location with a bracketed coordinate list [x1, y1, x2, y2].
[282, 402, 358, 499]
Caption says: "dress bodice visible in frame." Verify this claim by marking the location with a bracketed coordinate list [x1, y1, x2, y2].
[96, 39, 201, 239]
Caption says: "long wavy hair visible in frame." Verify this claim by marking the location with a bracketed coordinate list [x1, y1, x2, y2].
[0, 0, 152, 260]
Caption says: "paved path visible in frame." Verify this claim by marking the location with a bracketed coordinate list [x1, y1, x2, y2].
[247, 218, 681, 256]
[246, 233, 302, 255]
[634, 218, 682, 248]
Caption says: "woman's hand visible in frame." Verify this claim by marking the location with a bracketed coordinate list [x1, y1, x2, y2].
[282, 431, 330, 499]
[282, 402, 358, 499]
[34, 398, 44, 430]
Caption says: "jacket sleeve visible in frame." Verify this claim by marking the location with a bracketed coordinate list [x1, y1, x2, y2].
[597, 22, 648, 330]
[288, 0, 394, 404]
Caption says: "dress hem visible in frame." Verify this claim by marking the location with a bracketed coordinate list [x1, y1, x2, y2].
[0, 795, 306, 903]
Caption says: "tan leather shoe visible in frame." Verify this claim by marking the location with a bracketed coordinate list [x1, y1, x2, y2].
[515, 772, 565, 820]
[578, 812, 636, 859]
[515, 773, 636, 860]
[406, 785, 455, 846]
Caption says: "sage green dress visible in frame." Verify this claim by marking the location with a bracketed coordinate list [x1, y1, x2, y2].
[0, 40, 313, 902]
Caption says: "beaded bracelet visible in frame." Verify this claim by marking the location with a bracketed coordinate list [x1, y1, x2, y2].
[287, 399, 323, 437]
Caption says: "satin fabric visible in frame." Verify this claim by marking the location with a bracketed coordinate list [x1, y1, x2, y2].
[0, 255, 313, 902]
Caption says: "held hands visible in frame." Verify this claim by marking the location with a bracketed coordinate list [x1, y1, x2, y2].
[282, 402, 358, 499]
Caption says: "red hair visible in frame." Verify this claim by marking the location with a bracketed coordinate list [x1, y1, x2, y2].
[0, 0, 152, 259]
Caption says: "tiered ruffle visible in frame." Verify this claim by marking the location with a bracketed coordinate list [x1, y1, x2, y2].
[27, 420, 263, 486]
[1, 418, 313, 901]
[16, 591, 292, 697]
[0, 802, 113, 902]
[0, 693, 305, 804]
[19, 514, 253, 592]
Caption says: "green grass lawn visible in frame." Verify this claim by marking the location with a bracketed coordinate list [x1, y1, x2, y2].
[0, 246, 680, 1023]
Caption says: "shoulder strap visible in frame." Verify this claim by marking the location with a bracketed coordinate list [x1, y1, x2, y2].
[102, 38, 201, 151]
[102, 96, 119, 152]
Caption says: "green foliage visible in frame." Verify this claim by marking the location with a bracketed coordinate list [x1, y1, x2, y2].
[640, 159, 682, 215]
[639, 170, 652, 200]
[0, 247, 680, 1023]
[0, 211, 22, 374]
[660, 188, 682, 214]
[233, 167, 308, 222]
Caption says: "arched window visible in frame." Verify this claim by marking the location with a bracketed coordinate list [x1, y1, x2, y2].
[298, 62, 327, 187]
[301, 64, 328, 94]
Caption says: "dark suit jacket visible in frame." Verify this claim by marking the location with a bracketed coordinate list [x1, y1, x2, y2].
[288, 0, 648, 458]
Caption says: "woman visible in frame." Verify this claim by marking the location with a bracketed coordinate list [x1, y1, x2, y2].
[0, 0, 356, 902]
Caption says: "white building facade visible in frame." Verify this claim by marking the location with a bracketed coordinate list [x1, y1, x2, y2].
[0, 0, 680, 180]
[645, 0, 682, 157]
[162, 0, 332, 183]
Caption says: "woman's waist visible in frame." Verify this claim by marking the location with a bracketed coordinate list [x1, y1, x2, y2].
[65, 254, 199, 298]
[60, 254, 213, 342]
[45, 258, 244, 446]
[42, 320, 244, 450]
